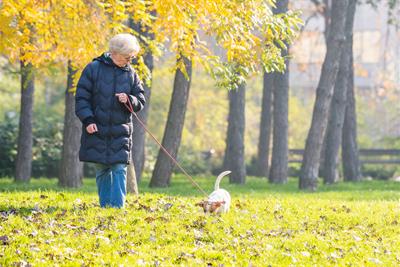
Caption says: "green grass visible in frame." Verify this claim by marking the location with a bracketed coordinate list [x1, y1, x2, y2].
[1, 175, 400, 266]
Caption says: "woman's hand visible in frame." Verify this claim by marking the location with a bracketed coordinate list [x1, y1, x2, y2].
[115, 93, 128, 104]
[86, 123, 98, 134]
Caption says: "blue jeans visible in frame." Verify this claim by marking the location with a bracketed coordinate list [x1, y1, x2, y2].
[95, 163, 127, 208]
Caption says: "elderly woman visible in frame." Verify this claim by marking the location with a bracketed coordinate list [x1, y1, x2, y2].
[75, 33, 145, 208]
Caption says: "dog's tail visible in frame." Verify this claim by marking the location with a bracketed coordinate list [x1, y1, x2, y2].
[214, 170, 232, 191]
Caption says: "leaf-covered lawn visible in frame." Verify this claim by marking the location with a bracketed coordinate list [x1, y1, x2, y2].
[1, 176, 400, 266]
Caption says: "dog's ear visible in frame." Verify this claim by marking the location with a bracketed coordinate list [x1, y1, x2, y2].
[195, 201, 205, 207]
[209, 202, 224, 212]
[214, 202, 223, 207]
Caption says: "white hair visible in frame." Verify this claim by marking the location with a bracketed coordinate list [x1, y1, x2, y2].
[109, 33, 140, 56]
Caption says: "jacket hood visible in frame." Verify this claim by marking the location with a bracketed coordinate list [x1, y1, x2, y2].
[94, 52, 131, 72]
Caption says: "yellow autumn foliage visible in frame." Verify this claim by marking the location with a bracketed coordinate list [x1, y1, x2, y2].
[0, 0, 301, 90]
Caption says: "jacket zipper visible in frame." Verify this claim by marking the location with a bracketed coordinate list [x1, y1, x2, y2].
[107, 67, 117, 164]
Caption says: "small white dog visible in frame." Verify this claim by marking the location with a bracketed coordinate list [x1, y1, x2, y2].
[196, 171, 231, 213]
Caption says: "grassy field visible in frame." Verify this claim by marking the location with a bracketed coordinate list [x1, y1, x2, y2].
[1, 175, 400, 266]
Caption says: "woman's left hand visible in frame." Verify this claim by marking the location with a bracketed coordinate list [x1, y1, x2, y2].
[115, 93, 128, 104]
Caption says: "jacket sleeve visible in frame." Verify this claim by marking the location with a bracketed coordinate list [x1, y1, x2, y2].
[128, 72, 146, 112]
[75, 63, 95, 124]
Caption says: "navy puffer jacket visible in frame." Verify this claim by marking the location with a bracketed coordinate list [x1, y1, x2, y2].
[75, 53, 145, 165]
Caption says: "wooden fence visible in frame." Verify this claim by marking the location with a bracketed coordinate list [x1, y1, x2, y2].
[288, 149, 400, 165]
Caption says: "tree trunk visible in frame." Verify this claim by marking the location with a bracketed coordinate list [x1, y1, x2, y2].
[269, 69, 289, 184]
[255, 72, 273, 177]
[127, 156, 139, 195]
[342, 50, 362, 182]
[131, 58, 152, 183]
[310, 0, 330, 41]
[59, 62, 83, 187]
[269, 0, 290, 184]
[223, 82, 246, 184]
[149, 56, 192, 187]
[323, 0, 331, 43]
[312, 0, 331, 178]
[323, 0, 357, 184]
[318, 133, 328, 178]
[15, 61, 34, 182]
[299, 0, 349, 191]
[129, 18, 154, 184]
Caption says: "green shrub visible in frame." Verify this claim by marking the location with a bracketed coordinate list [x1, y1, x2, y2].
[245, 156, 258, 176]
[0, 112, 64, 178]
[31, 115, 63, 178]
[246, 157, 301, 178]
[173, 146, 213, 175]
[142, 144, 222, 176]
[361, 164, 397, 180]
[0, 114, 18, 177]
